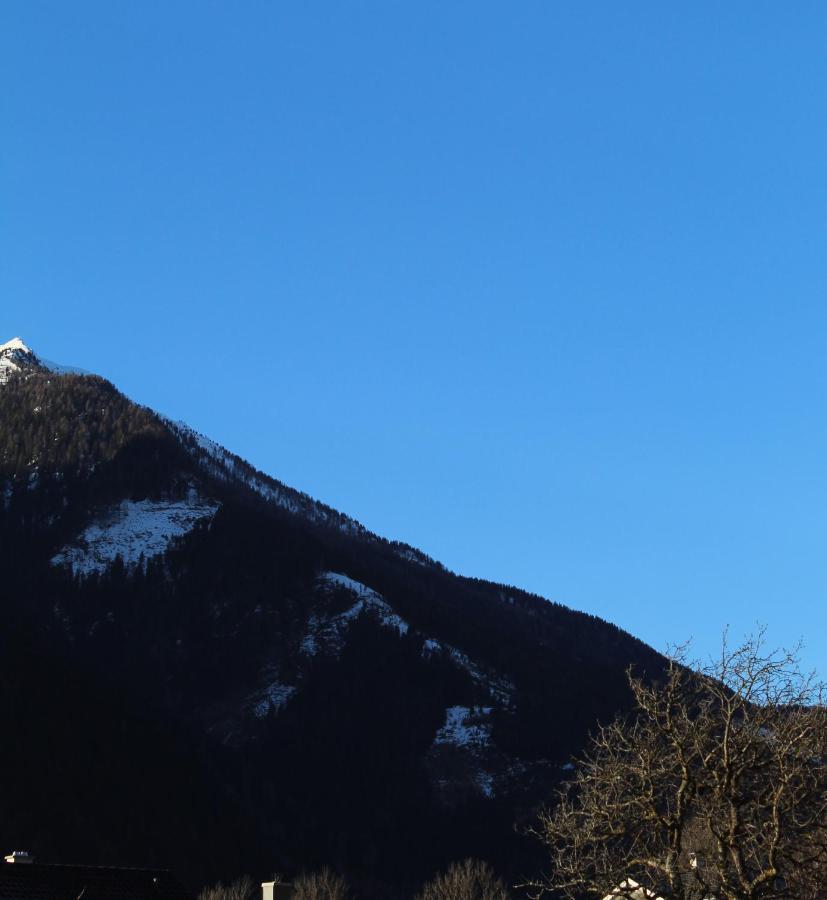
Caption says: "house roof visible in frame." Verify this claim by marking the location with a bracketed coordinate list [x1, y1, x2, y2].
[603, 876, 715, 900]
[0, 862, 192, 900]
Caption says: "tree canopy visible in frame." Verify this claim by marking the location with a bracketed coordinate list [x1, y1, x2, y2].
[529, 631, 827, 900]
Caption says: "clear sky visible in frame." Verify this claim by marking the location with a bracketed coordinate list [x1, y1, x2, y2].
[3, 3, 826, 673]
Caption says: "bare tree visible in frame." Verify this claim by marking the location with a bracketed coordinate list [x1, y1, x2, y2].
[292, 867, 350, 900]
[199, 875, 256, 900]
[527, 631, 827, 900]
[416, 858, 512, 900]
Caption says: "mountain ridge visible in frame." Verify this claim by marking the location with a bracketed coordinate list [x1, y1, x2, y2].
[0, 337, 664, 897]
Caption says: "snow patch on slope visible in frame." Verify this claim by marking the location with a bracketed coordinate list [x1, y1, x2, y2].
[51, 495, 219, 576]
[474, 771, 495, 798]
[432, 705, 497, 798]
[434, 705, 493, 749]
[301, 572, 409, 657]
[252, 681, 297, 718]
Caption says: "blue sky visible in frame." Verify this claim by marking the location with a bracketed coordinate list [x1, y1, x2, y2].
[3, 3, 827, 673]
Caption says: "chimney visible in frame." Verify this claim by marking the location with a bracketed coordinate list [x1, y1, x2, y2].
[262, 880, 293, 899]
[4, 851, 34, 864]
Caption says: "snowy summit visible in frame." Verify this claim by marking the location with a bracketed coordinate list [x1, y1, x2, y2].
[0, 337, 88, 383]
[0, 337, 41, 384]
[0, 337, 32, 354]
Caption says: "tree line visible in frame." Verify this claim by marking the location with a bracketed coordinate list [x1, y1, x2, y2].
[201, 858, 512, 900]
[202, 631, 827, 899]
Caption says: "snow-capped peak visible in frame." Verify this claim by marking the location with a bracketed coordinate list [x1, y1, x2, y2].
[0, 337, 89, 384]
[0, 337, 33, 355]
[0, 336, 43, 384]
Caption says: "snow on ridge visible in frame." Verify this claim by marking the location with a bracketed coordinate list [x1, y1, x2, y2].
[0, 337, 89, 383]
[393, 544, 435, 567]
[321, 572, 369, 594]
[254, 573, 408, 717]
[163, 418, 373, 538]
[162, 420, 439, 570]
[51, 495, 220, 577]
[0, 337, 39, 384]
[301, 572, 409, 657]
[0, 337, 31, 354]
[304, 574, 513, 708]
[319, 571, 409, 635]
[422, 638, 514, 705]
[40, 357, 90, 376]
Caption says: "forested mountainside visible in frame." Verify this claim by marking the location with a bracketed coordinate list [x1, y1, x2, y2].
[0, 340, 664, 898]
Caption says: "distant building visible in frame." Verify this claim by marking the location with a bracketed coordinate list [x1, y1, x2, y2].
[602, 874, 717, 900]
[602, 879, 664, 900]
[0, 851, 191, 900]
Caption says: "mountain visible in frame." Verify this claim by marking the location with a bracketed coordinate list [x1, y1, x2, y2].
[0, 340, 664, 897]
[0, 336, 46, 383]
[0, 336, 88, 384]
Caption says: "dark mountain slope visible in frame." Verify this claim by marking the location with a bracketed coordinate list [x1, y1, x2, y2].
[0, 352, 663, 897]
